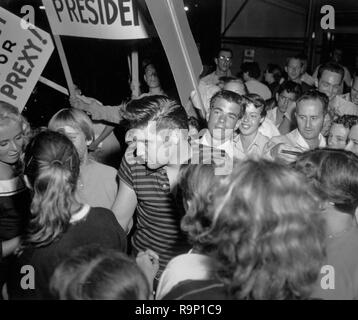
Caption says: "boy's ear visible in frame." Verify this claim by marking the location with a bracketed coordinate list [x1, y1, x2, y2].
[284, 66, 288, 73]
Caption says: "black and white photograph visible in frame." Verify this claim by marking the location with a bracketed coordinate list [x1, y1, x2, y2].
[1, 0, 358, 310]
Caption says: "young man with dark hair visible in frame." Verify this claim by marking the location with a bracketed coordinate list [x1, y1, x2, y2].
[111, 95, 230, 282]
[266, 80, 302, 134]
[200, 90, 243, 159]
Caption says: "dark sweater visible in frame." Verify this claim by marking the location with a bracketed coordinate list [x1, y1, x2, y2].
[8, 206, 127, 300]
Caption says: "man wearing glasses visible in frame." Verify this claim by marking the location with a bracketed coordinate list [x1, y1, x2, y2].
[200, 48, 233, 87]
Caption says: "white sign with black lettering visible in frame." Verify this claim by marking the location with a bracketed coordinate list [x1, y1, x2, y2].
[0, 7, 54, 112]
[42, 0, 148, 39]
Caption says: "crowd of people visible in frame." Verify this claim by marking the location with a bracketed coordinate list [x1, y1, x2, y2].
[1, 45, 358, 300]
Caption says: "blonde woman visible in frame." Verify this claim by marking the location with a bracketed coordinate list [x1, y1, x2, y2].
[48, 108, 118, 209]
[0, 101, 31, 298]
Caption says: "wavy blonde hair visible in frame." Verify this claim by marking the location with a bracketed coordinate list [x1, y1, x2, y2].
[24, 130, 80, 247]
[0, 100, 31, 170]
[206, 159, 325, 300]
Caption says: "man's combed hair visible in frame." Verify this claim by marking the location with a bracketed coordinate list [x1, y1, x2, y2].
[202, 159, 325, 300]
[209, 90, 243, 111]
[294, 148, 358, 215]
[317, 62, 344, 82]
[285, 55, 304, 67]
[123, 95, 189, 131]
[23, 130, 80, 247]
[296, 89, 329, 113]
[217, 47, 233, 58]
[277, 80, 302, 99]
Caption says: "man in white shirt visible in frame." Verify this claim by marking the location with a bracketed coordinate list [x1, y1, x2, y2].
[264, 90, 328, 163]
[199, 90, 243, 160]
[200, 48, 233, 87]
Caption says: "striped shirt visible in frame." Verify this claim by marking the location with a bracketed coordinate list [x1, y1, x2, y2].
[118, 156, 190, 273]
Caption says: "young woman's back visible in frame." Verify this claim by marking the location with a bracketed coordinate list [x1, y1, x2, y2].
[9, 205, 126, 299]
[7, 131, 126, 300]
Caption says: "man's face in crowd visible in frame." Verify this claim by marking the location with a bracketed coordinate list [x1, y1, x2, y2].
[350, 77, 358, 105]
[215, 50, 232, 73]
[345, 124, 358, 155]
[318, 70, 342, 101]
[295, 98, 325, 142]
[328, 123, 349, 149]
[132, 121, 175, 170]
[208, 97, 241, 142]
[277, 90, 296, 114]
[286, 58, 302, 82]
[144, 64, 160, 89]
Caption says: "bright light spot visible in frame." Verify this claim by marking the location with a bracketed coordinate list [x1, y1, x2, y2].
[39, 5, 45, 10]
[184, 6, 189, 11]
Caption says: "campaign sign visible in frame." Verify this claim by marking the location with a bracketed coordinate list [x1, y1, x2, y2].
[42, 0, 148, 39]
[0, 7, 54, 112]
